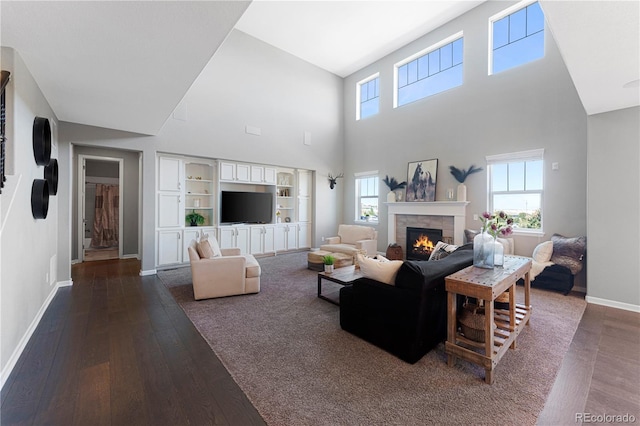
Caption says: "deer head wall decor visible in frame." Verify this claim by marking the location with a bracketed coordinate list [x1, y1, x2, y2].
[328, 173, 344, 189]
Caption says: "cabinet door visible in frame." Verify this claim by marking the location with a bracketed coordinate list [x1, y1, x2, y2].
[220, 162, 235, 181]
[158, 230, 181, 265]
[218, 227, 236, 249]
[183, 229, 200, 260]
[298, 170, 311, 197]
[298, 197, 311, 223]
[159, 157, 182, 191]
[235, 227, 250, 254]
[264, 167, 277, 185]
[158, 194, 182, 227]
[250, 227, 264, 254]
[236, 164, 250, 182]
[297, 223, 311, 249]
[263, 226, 275, 253]
[286, 224, 297, 250]
[250, 166, 264, 183]
[274, 225, 287, 251]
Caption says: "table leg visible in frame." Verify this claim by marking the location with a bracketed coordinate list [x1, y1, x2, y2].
[524, 270, 531, 326]
[485, 368, 494, 385]
[484, 298, 494, 359]
[447, 291, 456, 367]
[317, 275, 322, 298]
[509, 283, 517, 349]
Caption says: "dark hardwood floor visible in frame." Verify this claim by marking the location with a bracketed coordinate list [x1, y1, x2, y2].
[1, 259, 264, 426]
[1, 258, 638, 425]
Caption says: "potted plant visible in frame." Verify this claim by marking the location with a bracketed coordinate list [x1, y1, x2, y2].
[322, 254, 335, 273]
[186, 210, 205, 227]
[383, 175, 407, 202]
[449, 165, 483, 202]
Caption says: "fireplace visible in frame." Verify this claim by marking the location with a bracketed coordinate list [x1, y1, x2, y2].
[406, 227, 443, 261]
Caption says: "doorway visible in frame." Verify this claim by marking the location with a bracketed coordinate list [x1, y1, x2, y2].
[78, 155, 124, 262]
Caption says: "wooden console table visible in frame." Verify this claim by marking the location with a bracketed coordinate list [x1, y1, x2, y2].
[445, 256, 532, 384]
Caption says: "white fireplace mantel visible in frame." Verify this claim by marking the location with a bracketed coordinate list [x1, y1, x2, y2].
[386, 201, 470, 246]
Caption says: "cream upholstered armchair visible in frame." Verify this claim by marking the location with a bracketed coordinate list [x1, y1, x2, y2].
[187, 235, 260, 300]
[320, 224, 378, 257]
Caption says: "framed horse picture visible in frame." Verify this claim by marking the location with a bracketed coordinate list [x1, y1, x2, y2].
[406, 159, 438, 202]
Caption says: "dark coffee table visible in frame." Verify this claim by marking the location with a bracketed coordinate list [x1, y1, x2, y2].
[317, 265, 363, 305]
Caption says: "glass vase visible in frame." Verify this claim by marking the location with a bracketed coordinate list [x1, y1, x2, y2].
[473, 230, 495, 269]
[494, 240, 504, 267]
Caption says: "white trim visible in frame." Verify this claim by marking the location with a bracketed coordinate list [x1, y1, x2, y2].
[121, 254, 139, 260]
[139, 269, 157, 276]
[486, 148, 544, 164]
[0, 281, 69, 390]
[586, 296, 640, 313]
[354, 170, 378, 177]
[356, 73, 379, 121]
[78, 155, 124, 262]
[488, 0, 539, 75]
[393, 31, 463, 108]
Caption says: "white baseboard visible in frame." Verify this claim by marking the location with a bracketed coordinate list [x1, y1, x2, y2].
[0, 281, 69, 390]
[139, 269, 157, 276]
[585, 295, 640, 313]
[121, 254, 139, 260]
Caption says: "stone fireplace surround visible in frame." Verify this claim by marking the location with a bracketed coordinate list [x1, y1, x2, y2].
[386, 201, 469, 260]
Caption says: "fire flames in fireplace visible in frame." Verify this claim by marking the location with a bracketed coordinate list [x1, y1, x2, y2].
[406, 227, 443, 261]
[412, 234, 435, 257]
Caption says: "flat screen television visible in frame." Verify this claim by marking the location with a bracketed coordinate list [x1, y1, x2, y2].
[220, 191, 273, 224]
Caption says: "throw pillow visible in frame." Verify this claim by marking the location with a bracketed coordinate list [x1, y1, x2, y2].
[464, 229, 479, 244]
[428, 241, 458, 261]
[550, 234, 586, 275]
[198, 235, 222, 258]
[196, 239, 214, 259]
[357, 253, 403, 285]
[532, 240, 554, 263]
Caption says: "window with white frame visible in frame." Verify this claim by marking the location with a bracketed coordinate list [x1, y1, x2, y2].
[487, 149, 544, 232]
[355, 171, 379, 222]
[394, 32, 463, 107]
[356, 74, 379, 120]
[490, 1, 544, 75]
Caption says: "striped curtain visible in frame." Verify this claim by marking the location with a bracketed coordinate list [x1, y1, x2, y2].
[91, 184, 119, 248]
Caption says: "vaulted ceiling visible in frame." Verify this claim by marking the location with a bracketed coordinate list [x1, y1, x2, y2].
[1, 1, 638, 135]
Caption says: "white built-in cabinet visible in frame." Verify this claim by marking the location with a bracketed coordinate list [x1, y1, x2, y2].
[219, 225, 250, 255]
[250, 225, 275, 255]
[220, 161, 276, 185]
[157, 155, 313, 267]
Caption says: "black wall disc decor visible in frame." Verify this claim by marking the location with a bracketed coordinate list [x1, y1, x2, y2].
[31, 179, 49, 219]
[44, 158, 58, 195]
[32, 116, 51, 166]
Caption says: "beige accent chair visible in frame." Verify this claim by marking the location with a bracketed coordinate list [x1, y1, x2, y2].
[187, 238, 261, 300]
[320, 224, 378, 257]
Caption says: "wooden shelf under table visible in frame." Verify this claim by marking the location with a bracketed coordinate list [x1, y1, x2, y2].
[445, 256, 533, 384]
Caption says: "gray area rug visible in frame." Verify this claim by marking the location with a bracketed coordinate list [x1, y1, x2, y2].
[158, 252, 587, 425]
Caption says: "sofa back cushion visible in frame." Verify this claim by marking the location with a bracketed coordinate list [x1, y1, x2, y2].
[395, 246, 474, 292]
[338, 224, 376, 245]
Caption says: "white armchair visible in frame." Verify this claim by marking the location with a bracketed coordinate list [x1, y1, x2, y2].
[187, 238, 260, 300]
[320, 224, 378, 257]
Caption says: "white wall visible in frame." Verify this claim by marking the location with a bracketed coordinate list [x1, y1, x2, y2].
[586, 106, 640, 311]
[0, 48, 61, 384]
[342, 1, 588, 263]
[59, 30, 344, 274]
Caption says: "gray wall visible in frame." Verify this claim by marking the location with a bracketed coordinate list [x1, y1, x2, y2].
[59, 29, 344, 274]
[71, 147, 140, 259]
[343, 1, 588, 262]
[0, 47, 60, 381]
[587, 106, 640, 308]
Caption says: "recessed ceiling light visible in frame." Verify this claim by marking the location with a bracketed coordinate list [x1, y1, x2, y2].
[623, 79, 640, 89]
